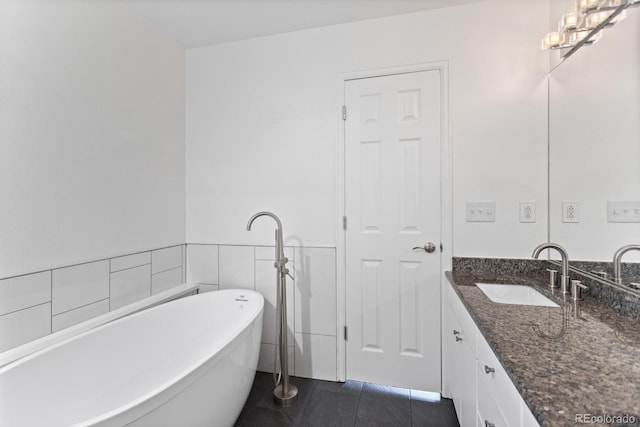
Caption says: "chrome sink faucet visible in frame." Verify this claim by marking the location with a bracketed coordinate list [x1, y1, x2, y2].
[532, 243, 571, 295]
[612, 244, 640, 285]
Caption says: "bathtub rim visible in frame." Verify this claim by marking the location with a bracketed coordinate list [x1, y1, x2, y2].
[0, 289, 264, 427]
[0, 284, 200, 369]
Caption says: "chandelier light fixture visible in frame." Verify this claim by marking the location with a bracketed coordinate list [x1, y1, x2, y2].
[542, 0, 639, 59]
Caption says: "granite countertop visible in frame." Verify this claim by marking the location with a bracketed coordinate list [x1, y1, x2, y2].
[446, 271, 640, 427]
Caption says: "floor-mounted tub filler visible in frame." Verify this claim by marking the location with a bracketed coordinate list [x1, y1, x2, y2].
[0, 289, 264, 427]
[247, 211, 298, 407]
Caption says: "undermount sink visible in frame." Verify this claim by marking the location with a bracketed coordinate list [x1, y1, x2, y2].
[476, 283, 559, 308]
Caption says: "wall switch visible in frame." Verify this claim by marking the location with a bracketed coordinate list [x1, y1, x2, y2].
[607, 201, 640, 223]
[562, 201, 580, 223]
[466, 201, 496, 222]
[519, 201, 536, 223]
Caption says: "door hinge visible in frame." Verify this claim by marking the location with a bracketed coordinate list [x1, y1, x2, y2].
[343, 216, 347, 230]
[344, 325, 348, 341]
[342, 105, 347, 121]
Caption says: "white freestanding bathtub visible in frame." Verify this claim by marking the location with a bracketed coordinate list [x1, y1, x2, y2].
[0, 289, 264, 427]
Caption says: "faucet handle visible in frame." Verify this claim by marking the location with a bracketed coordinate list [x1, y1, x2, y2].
[591, 270, 609, 280]
[286, 269, 294, 281]
[571, 280, 587, 302]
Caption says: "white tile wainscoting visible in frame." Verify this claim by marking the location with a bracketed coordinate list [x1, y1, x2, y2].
[1, 243, 337, 383]
[186, 244, 338, 381]
[0, 245, 186, 353]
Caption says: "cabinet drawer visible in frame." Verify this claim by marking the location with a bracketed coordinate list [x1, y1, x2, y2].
[477, 371, 508, 427]
[446, 284, 477, 356]
[476, 334, 521, 426]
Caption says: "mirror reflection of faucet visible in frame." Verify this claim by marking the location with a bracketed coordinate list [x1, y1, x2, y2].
[571, 279, 587, 302]
[612, 244, 640, 286]
[546, 268, 559, 289]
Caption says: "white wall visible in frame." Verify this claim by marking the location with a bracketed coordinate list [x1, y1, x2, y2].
[0, 1, 186, 278]
[186, 0, 549, 258]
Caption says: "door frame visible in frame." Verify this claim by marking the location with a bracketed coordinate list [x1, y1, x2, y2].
[335, 62, 452, 382]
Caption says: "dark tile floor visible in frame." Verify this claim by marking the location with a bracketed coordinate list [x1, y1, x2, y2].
[234, 372, 460, 427]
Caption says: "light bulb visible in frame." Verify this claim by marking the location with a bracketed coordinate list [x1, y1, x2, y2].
[576, 0, 604, 13]
[560, 12, 581, 31]
[541, 32, 566, 49]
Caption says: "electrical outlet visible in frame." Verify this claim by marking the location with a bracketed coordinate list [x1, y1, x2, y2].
[562, 201, 580, 223]
[519, 201, 536, 223]
[607, 201, 640, 223]
[466, 201, 496, 222]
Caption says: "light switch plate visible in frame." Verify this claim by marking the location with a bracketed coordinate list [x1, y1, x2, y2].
[607, 201, 640, 223]
[466, 201, 496, 222]
[519, 201, 536, 223]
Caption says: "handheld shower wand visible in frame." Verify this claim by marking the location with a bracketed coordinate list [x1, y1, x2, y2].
[246, 211, 298, 407]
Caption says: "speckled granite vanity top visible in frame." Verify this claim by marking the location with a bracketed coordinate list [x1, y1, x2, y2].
[446, 271, 640, 427]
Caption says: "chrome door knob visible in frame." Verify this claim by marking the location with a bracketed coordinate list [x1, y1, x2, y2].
[413, 243, 437, 253]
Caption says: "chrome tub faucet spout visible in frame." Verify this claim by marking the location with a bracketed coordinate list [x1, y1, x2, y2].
[532, 243, 571, 295]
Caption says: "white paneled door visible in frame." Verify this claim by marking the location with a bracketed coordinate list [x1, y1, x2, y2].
[344, 70, 442, 391]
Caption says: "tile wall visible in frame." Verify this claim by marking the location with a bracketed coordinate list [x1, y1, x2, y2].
[0, 245, 185, 353]
[186, 244, 338, 381]
[1, 242, 337, 383]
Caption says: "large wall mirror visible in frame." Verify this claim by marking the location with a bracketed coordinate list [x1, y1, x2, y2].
[548, 4, 640, 290]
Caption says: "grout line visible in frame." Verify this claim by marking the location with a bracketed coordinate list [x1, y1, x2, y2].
[293, 331, 337, 338]
[148, 259, 153, 296]
[409, 389, 414, 426]
[0, 301, 51, 318]
[353, 381, 363, 427]
[187, 242, 337, 251]
[184, 244, 189, 283]
[151, 265, 183, 276]
[52, 297, 110, 317]
[108, 259, 112, 312]
[216, 244, 220, 286]
[49, 270, 53, 333]
[110, 262, 152, 274]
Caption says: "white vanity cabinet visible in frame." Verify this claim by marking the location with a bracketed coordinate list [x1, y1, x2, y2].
[442, 281, 540, 427]
[443, 282, 477, 427]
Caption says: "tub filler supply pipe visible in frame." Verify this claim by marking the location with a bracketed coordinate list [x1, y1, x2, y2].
[247, 211, 298, 407]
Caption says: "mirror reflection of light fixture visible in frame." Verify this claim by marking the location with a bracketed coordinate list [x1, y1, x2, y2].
[577, 0, 604, 13]
[542, 0, 638, 59]
[569, 28, 603, 45]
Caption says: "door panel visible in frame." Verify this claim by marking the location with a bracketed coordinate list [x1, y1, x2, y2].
[345, 70, 442, 391]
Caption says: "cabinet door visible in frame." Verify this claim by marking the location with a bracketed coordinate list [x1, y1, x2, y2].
[477, 369, 508, 427]
[443, 303, 462, 411]
[476, 334, 521, 426]
[460, 337, 476, 427]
